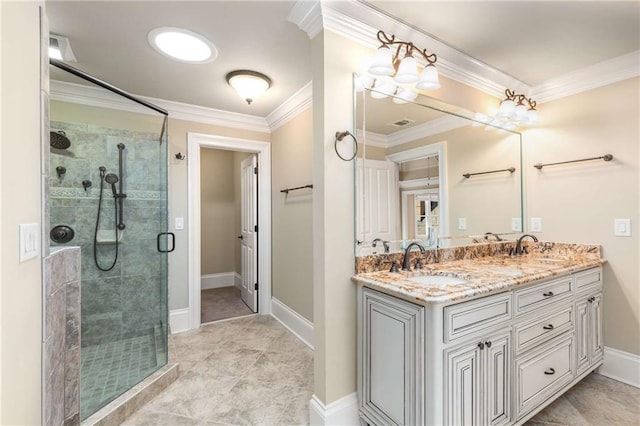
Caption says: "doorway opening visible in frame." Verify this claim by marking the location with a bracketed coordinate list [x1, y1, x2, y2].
[187, 133, 272, 331]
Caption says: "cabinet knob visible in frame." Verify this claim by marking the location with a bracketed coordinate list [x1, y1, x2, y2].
[543, 324, 554, 330]
[588, 296, 595, 303]
[477, 342, 485, 350]
[544, 368, 556, 375]
[485, 341, 492, 348]
[543, 291, 554, 297]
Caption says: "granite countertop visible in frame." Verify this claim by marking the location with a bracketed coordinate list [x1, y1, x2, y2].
[352, 252, 605, 304]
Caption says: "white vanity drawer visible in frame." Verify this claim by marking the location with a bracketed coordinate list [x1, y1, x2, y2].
[514, 306, 573, 353]
[444, 293, 512, 343]
[514, 276, 573, 316]
[575, 267, 602, 293]
[516, 334, 574, 419]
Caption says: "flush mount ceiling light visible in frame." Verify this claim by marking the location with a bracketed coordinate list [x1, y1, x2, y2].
[49, 34, 76, 62]
[474, 89, 539, 131]
[226, 70, 272, 105]
[148, 27, 217, 63]
[357, 30, 440, 104]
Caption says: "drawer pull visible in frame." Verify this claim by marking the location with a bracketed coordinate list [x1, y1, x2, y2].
[478, 342, 485, 350]
[543, 291, 554, 297]
[485, 341, 492, 348]
[544, 368, 556, 375]
[543, 324, 555, 330]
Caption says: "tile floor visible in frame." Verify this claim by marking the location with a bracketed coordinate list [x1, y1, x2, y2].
[201, 287, 253, 324]
[123, 315, 313, 425]
[123, 315, 639, 425]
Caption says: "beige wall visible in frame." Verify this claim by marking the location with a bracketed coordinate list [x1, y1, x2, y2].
[200, 148, 236, 275]
[524, 77, 640, 355]
[271, 107, 314, 321]
[167, 118, 269, 309]
[0, 1, 43, 423]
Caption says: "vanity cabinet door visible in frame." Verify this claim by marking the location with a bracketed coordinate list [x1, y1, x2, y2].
[576, 292, 604, 374]
[445, 330, 511, 426]
[359, 288, 424, 426]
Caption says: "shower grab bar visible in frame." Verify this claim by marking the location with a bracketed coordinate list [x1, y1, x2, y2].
[50, 59, 169, 116]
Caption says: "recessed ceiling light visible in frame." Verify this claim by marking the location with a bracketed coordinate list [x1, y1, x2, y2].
[148, 27, 217, 63]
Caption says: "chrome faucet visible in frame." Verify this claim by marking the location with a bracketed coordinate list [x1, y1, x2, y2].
[402, 242, 425, 270]
[511, 234, 539, 256]
[372, 238, 390, 253]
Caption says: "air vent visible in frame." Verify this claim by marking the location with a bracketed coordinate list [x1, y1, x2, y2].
[390, 118, 414, 127]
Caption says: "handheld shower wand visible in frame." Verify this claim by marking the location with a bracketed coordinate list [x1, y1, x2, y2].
[105, 173, 119, 197]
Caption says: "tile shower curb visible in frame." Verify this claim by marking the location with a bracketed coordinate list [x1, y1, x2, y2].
[81, 360, 179, 426]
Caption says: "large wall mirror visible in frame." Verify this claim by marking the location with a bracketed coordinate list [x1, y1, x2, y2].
[354, 74, 523, 256]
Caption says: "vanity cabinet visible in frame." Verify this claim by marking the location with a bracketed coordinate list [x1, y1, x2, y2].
[445, 329, 511, 426]
[357, 266, 603, 426]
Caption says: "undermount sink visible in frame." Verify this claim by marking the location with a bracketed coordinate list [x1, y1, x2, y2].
[533, 257, 566, 263]
[406, 275, 469, 286]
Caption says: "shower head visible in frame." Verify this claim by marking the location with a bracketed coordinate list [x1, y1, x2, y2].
[105, 173, 119, 197]
[50, 131, 71, 150]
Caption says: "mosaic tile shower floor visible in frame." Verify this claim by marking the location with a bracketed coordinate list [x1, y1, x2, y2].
[80, 332, 159, 419]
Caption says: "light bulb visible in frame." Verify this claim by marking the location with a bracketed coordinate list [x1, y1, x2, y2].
[496, 99, 515, 118]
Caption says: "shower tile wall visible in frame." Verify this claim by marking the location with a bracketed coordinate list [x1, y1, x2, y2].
[49, 120, 167, 347]
[43, 246, 81, 426]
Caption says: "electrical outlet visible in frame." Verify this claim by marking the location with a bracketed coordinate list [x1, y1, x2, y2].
[511, 217, 522, 232]
[458, 218, 467, 230]
[530, 217, 542, 233]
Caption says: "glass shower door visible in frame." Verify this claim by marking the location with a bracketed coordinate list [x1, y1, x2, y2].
[48, 67, 169, 419]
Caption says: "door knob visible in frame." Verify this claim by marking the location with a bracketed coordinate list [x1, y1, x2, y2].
[237, 235, 243, 240]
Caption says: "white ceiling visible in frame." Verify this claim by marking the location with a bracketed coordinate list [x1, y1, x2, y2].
[46, 1, 640, 118]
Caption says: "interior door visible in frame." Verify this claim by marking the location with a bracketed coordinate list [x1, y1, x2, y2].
[356, 158, 399, 244]
[240, 155, 258, 312]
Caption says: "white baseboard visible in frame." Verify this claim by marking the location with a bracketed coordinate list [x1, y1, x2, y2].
[599, 346, 640, 388]
[201, 272, 239, 290]
[234, 273, 241, 289]
[271, 297, 314, 349]
[309, 393, 359, 426]
[169, 308, 190, 334]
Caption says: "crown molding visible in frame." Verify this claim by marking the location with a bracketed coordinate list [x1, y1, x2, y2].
[319, 0, 530, 99]
[50, 80, 270, 133]
[287, 0, 323, 39]
[266, 81, 313, 131]
[530, 50, 640, 103]
[386, 114, 469, 148]
[355, 129, 387, 148]
[356, 114, 469, 149]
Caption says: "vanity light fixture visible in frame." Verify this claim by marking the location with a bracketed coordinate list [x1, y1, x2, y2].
[226, 70, 271, 105]
[148, 27, 217, 63]
[359, 30, 440, 103]
[474, 89, 538, 131]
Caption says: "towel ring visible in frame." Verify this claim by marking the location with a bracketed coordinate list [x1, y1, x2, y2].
[334, 130, 358, 162]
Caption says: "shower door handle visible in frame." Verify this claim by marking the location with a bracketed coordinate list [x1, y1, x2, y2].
[157, 232, 175, 253]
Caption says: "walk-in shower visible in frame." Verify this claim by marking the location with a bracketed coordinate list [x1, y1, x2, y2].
[48, 59, 170, 420]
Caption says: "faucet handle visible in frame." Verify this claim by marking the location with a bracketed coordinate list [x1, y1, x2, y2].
[388, 262, 399, 273]
[415, 258, 423, 270]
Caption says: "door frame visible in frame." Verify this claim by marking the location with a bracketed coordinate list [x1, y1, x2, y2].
[187, 132, 271, 330]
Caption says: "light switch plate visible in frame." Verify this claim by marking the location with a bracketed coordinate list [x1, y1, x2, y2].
[19, 223, 40, 262]
[511, 217, 522, 232]
[458, 218, 467, 230]
[614, 218, 631, 237]
[175, 217, 184, 230]
[530, 217, 542, 233]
